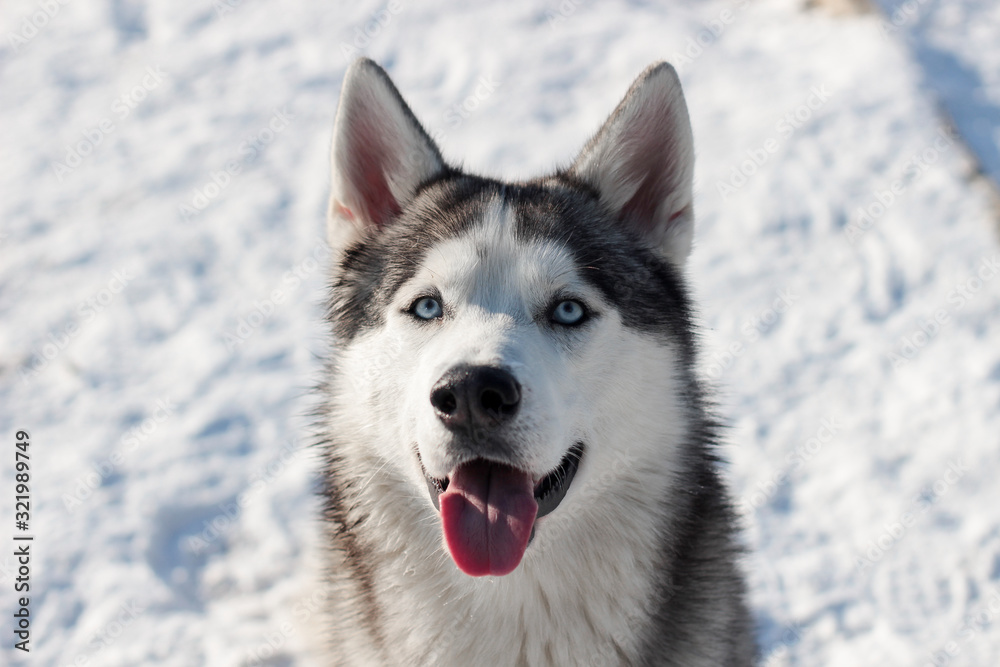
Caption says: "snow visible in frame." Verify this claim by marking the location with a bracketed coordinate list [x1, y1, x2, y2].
[1, 0, 999, 665]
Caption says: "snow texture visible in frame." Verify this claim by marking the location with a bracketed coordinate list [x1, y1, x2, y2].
[1, 0, 999, 665]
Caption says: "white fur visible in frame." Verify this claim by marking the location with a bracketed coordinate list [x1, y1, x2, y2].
[326, 199, 695, 666]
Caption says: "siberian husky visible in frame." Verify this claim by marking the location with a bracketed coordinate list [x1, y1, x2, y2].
[318, 58, 755, 666]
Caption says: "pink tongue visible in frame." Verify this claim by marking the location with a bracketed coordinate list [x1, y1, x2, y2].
[439, 460, 537, 577]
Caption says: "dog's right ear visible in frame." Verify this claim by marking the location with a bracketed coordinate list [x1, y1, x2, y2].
[328, 58, 447, 250]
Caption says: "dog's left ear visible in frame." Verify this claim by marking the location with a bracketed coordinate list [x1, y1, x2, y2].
[568, 62, 695, 267]
[328, 58, 448, 251]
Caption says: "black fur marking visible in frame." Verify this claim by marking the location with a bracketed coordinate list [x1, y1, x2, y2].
[328, 175, 498, 342]
[508, 176, 697, 354]
[329, 172, 698, 361]
[323, 158, 754, 666]
[636, 418, 756, 666]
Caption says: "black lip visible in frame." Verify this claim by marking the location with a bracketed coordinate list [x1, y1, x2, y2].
[418, 443, 585, 517]
[533, 442, 584, 519]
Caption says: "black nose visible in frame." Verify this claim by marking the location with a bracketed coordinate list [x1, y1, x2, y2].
[430, 365, 521, 434]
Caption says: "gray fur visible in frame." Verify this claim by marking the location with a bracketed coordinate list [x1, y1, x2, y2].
[318, 58, 756, 666]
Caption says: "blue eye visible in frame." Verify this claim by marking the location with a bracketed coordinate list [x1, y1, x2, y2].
[412, 297, 443, 320]
[551, 300, 586, 326]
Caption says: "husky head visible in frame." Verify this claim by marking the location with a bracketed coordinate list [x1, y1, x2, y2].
[326, 59, 697, 578]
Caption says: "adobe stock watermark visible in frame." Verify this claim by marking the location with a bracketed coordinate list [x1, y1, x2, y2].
[923, 585, 1000, 667]
[760, 623, 804, 667]
[80, 600, 147, 664]
[46, 600, 146, 665]
[717, 84, 833, 200]
[51, 65, 168, 182]
[670, 0, 753, 72]
[224, 237, 326, 349]
[178, 107, 293, 219]
[878, 0, 932, 39]
[705, 287, 798, 379]
[587, 598, 664, 667]
[19, 267, 137, 384]
[213, 0, 245, 18]
[887, 255, 999, 369]
[545, 0, 584, 29]
[6, 0, 72, 54]
[339, 0, 406, 61]
[245, 587, 331, 666]
[62, 397, 176, 512]
[854, 458, 968, 573]
[184, 440, 302, 555]
[844, 126, 958, 245]
[738, 417, 843, 515]
[344, 330, 407, 396]
[526, 449, 636, 561]
[427, 74, 501, 145]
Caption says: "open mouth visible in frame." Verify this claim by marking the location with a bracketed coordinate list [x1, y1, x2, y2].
[418, 443, 585, 577]
[420, 442, 585, 518]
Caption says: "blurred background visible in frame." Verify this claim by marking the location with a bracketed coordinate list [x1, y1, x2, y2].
[1, 0, 999, 664]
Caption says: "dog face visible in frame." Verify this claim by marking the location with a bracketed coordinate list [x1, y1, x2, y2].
[326, 59, 697, 577]
[390, 206, 597, 478]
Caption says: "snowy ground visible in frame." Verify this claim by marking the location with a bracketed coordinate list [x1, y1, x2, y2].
[1, 0, 999, 665]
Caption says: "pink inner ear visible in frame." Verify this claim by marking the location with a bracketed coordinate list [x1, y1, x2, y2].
[332, 200, 356, 222]
[343, 113, 402, 230]
[617, 117, 679, 231]
[619, 168, 667, 229]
